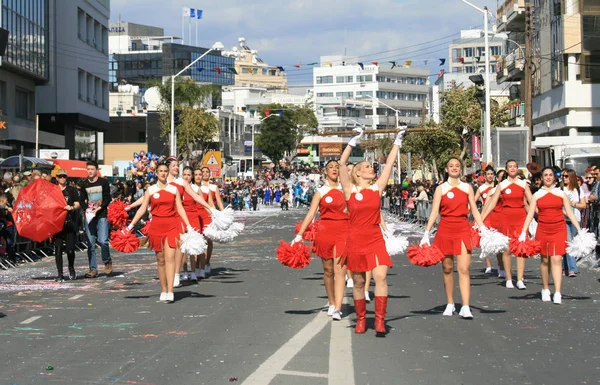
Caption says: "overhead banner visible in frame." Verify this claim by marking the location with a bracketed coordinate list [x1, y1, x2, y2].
[471, 135, 481, 161]
[202, 150, 222, 178]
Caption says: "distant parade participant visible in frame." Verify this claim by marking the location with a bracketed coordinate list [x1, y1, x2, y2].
[421, 158, 486, 319]
[521, 167, 583, 304]
[482, 160, 533, 289]
[295, 160, 348, 320]
[339, 127, 404, 335]
[127, 162, 195, 303]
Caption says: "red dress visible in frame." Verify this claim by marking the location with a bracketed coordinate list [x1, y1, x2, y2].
[147, 184, 181, 252]
[483, 186, 503, 231]
[313, 184, 348, 259]
[196, 184, 212, 231]
[434, 182, 473, 255]
[534, 188, 568, 256]
[345, 185, 392, 272]
[499, 179, 528, 238]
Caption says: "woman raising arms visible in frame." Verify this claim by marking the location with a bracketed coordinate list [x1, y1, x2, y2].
[338, 128, 404, 335]
[421, 158, 485, 319]
[295, 161, 348, 320]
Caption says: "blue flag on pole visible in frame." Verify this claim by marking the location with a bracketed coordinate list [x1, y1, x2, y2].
[190, 8, 196, 18]
[197, 10, 203, 19]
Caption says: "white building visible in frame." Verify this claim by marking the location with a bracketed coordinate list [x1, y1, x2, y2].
[448, 29, 506, 74]
[313, 56, 430, 131]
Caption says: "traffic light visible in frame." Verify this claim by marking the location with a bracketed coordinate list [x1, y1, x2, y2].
[240, 159, 246, 172]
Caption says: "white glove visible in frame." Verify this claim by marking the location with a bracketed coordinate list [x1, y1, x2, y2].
[348, 127, 364, 147]
[420, 230, 430, 246]
[518, 231, 526, 242]
[394, 130, 405, 146]
[291, 234, 303, 245]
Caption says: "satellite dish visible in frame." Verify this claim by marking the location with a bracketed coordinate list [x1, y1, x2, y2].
[143, 87, 162, 111]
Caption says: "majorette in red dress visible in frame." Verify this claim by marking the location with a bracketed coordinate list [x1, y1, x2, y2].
[147, 184, 181, 252]
[345, 185, 392, 272]
[313, 184, 348, 259]
[498, 178, 528, 238]
[433, 182, 473, 256]
[534, 188, 568, 256]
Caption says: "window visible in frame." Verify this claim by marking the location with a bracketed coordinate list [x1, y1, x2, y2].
[336, 92, 353, 98]
[336, 75, 353, 83]
[316, 92, 333, 97]
[464, 48, 473, 57]
[15, 89, 30, 119]
[316, 76, 333, 84]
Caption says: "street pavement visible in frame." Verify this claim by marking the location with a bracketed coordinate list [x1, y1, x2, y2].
[1, 206, 600, 385]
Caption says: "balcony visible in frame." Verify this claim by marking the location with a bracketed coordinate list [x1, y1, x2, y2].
[496, 0, 526, 33]
[496, 48, 525, 83]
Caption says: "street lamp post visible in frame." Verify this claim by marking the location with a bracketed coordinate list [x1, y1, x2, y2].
[170, 42, 224, 157]
[460, 0, 492, 164]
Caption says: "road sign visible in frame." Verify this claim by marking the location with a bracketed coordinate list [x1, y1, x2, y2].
[202, 151, 222, 178]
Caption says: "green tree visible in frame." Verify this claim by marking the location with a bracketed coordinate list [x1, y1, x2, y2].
[255, 106, 297, 165]
[401, 122, 461, 180]
[440, 84, 510, 161]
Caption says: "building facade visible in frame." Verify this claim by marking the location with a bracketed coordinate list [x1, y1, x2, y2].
[448, 29, 506, 74]
[221, 37, 288, 91]
[313, 55, 430, 130]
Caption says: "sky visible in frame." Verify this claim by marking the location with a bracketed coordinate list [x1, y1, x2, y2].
[110, 0, 496, 87]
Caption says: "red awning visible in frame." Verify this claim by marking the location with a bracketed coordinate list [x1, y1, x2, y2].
[48, 159, 92, 178]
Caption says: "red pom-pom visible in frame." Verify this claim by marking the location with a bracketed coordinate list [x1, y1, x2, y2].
[407, 244, 446, 267]
[509, 237, 541, 258]
[276, 240, 312, 269]
[471, 226, 481, 248]
[140, 221, 151, 236]
[110, 228, 140, 253]
[108, 200, 129, 228]
[294, 221, 320, 241]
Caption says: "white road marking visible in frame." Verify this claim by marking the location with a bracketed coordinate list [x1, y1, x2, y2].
[329, 297, 355, 385]
[68, 294, 83, 300]
[20, 316, 42, 324]
[280, 370, 328, 378]
[241, 310, 331, 385]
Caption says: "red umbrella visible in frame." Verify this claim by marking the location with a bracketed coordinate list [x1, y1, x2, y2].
[13, 179, 67, 242]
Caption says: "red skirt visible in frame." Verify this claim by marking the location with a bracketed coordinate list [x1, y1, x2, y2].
[313, 219, 348, 259]
[345, 224, 392, 272]
[501, 207, 526, 238]
[147, 216, 181, 253]
[535, 220, 567, 256]
[434, 216, 472, 256]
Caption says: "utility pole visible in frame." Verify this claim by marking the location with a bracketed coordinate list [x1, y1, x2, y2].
[525, 2, 534, 161]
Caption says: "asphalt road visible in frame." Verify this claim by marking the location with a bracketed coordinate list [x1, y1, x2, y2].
[1, 206, 599, 385]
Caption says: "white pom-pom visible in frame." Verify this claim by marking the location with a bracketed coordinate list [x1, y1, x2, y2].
[479, 227, 509, 259]
[383, 231, 409, 256]
[203, 221, 244, 243]
[180, 227, 208, 255]
[210, 207, 235, 230]
[567, 229, 598, 266]
[528, 219, 538, 237]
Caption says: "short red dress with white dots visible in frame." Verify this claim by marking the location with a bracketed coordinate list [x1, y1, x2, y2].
[434, 182, 473, 255]
[345, 184, 392, 272]
[534, 188, 568, 256]
[482, 185, 504, 231]
[313, 184, 348, 259]
[498, 178, 528, 238]
[147, 184, 182, 252]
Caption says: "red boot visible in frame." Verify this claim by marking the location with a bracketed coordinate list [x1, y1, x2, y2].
[354, 298, 367, 334]
[374, 296, 388, 334]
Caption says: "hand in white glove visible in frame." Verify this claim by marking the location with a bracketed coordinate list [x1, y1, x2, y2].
[518, 231, 526, 242]
[394, 130, 405, 146]
[420, 230, 430, 246]
[348, 127, 364, 147]
[291, 234, 303, 245]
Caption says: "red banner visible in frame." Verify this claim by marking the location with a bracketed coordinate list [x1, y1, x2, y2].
[471, 135, 481, 161]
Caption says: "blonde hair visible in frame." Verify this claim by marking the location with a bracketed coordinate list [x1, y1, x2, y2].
[351, 161, 369, 185]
